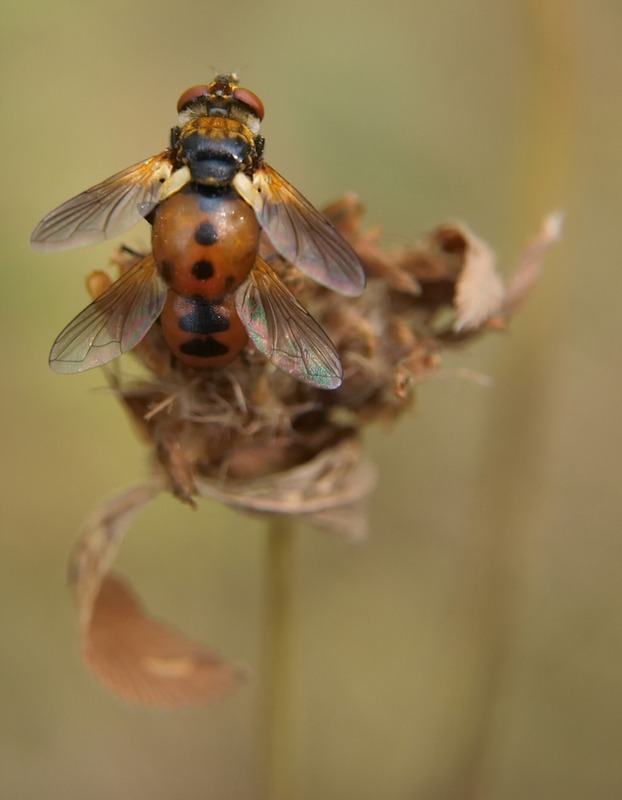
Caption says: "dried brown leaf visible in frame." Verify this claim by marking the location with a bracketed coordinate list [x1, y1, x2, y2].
[448, 224, 505, 332]
[83, 574, 245, 707]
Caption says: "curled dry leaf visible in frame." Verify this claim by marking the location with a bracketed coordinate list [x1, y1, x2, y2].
[68, 479, 165, 632]
[194, 437, 378, 541]
[449, 225, 505, 332]
[84, 573, 245, 708]
[68, 481, 244, 707]
[63, 194, 559, 705]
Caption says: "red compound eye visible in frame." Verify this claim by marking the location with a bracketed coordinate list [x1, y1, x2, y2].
[233, 87, 265, 120]
[176, 85, 210, 113]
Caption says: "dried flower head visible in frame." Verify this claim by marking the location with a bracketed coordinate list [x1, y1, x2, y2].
[69, 197, 561, 706]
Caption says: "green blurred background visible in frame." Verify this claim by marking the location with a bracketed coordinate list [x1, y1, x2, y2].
[2, 1, 621, 798]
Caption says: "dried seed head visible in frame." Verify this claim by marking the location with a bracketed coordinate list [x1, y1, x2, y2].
[97, 202, 561, 514]
[68, 198, 560, 706]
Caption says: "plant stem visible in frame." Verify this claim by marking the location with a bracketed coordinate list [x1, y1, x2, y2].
[263, 515, 296, 800]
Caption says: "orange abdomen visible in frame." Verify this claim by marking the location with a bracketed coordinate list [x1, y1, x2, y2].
[151, 183, 260, 370]
[152, 185, 260, 299]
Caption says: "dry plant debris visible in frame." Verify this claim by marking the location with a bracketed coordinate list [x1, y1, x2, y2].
[67, 197, 562, 706]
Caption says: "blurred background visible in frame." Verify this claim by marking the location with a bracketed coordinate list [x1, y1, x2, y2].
[1, 0, 621, 798]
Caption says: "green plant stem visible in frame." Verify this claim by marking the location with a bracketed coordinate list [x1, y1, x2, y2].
[263, 515, 296, 800]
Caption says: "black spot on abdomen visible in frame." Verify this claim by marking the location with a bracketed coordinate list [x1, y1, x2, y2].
[180, 337, 230, 358]
[178, 297, 230, 334]
[191, 260, 214, 280]
[194, 221, 219, 245]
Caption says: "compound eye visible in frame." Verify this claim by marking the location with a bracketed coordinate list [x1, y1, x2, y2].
[177, 85, 210, 113]
[233, 87, 265, 120]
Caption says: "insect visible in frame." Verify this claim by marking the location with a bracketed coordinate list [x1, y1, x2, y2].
[31, 74, 366, 389]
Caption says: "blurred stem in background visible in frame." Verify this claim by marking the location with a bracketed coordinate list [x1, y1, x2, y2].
[262, 516, 298, 800]
[453, 1, 579, 797]
[259, 3, 581, 796]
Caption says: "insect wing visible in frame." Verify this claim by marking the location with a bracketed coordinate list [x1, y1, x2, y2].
[236, 257, 343, 389]
[31, 152, 173, 252]
[250, 164, 366, 297]
[49, 254, 166, 373]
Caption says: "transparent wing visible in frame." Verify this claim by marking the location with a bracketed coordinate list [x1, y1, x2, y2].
[31, 152, 174, 252]
[49, 254, 166, 373]
[244, 163, 366, 297]
[236, 257, 343, 389]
